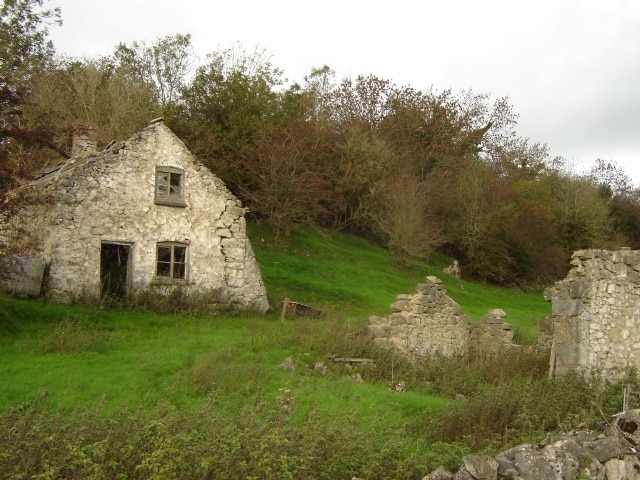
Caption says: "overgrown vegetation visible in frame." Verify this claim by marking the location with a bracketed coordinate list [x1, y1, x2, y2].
[1, 2, 639, 478]
[0, 227, 634, 478]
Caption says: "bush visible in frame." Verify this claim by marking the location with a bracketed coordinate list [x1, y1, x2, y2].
[423, 373, 635, 448]
[0, 391, 446, 479]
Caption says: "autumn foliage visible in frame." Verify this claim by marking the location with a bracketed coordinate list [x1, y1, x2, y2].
[2, 2, 639, 285]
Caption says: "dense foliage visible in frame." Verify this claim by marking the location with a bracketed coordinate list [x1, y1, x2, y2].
[2, 0, 640, 285]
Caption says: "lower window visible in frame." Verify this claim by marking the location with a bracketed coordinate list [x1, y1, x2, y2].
[156, 243, 187, 279]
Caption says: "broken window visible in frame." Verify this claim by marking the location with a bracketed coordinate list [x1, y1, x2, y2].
[156, 242, 187, 280]
[155, 166, 186, 206]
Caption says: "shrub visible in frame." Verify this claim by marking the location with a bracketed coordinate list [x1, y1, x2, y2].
[423, 373, 636, 448]
[0, 392, 447, 479]
[27, 316, 106, 354]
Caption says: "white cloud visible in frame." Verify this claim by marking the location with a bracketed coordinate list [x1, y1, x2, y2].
[49, 0, 640, 183]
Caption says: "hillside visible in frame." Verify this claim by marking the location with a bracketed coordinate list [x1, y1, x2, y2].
[248, 224, 550, 337]
[0, 226, 581, 479]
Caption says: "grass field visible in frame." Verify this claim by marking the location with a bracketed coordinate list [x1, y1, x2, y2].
[250, 224, 550, 334]
[1, 225, 584, 478]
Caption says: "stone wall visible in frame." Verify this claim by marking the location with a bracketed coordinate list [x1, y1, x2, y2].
[365, 276, 470, 361]
[469, 308, 517, 361]
[8, 119, 269, 312]
[424, 418, 640, 480]
[364, 276, 528, 362]
[546, 249, 640, 380]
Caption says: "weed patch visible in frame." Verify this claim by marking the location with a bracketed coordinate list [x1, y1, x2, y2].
[26, 316, 108, 354]
[423, 373, 636, 449]
[0, 391, 448, 479]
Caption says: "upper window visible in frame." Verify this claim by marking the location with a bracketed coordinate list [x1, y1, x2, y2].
[156, 242, 187, 280]
[155, 166, 186, 207]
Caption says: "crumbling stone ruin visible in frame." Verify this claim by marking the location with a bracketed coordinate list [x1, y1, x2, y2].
[364, 276, 529, 362]
[368, 248, 640, 381]
[442, 259, 461, 279]
[546, 249, 640, 381]
[3, 119, 269, 311]
[424, 417, 640, 480]
[366, 276, 469, 361]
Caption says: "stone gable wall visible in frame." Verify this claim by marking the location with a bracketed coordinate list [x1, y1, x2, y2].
[365, 276, 527, 362]
[11, 120, 269, 311]
[366, 276, 470, 361]
[546, 249, 640, 380]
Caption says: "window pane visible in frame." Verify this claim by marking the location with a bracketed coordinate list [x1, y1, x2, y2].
[157, 262, 171, 276]
[173, 263, 185, 279]
[169, 173, 182, 199]
[157, 246, 172, 262]
[174, 246, 186, 263]
[156, 172, 169, 198]
[157, 172, 169, 185]
[169, 173, 182, 187]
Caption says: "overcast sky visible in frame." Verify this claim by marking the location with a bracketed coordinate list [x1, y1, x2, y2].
[48, 0, 640, 184]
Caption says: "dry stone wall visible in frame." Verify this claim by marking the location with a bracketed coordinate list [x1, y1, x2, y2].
[366, 276, 470, 361]
[425, 421, 640, 480]
[468, 308, 517, 361]
[546, 249, 640, 380]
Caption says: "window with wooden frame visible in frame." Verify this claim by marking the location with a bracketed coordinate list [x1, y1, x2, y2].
[155, 242, 188, 281]
[155, 166, 186, 206]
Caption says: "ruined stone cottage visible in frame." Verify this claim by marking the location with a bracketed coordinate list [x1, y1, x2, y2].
[364, 248, 640, 382]
[546, 248, 640, 380]
[365, 276, 524, 362]
[5, 118, 269, 312]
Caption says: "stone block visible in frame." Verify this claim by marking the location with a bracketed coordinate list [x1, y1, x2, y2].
[457, 455, 498, 480]
[390, 299, 411, 312]
[228, 206, 246, 217]
[552, 298, 583, 316]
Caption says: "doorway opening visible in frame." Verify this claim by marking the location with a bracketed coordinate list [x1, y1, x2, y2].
[100, 242, 131, 299]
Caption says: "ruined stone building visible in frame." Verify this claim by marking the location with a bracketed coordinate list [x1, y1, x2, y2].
[367, 249, 640, 382]
[546, 249, 640, 380]
[5, 118, 269, 312]
[365, 276, 524, 362]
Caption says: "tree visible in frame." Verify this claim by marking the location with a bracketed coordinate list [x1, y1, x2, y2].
[302, 65, 336, 127]
[589, 159, 640, 248]
[0, 76, 65, 179]
[331, 127, 395, 230]
[546, 170, 611, 254]
[240, 124, 336, 238]
[24, 59, 157, 155]
[589, 158, 634, 198]
[329, 75, 423, 132]
[609, 193, 640, 249]
[448, 160, 515, 282]
[178, 44, 284, 195]
[369, 175, 444, 266]
[113, 33, 194, 107]
[0, 0, 61, 80]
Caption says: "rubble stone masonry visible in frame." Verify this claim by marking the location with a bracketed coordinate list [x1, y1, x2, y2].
[9, 119, 269, 311]
[546, 249, 640, 380]
[365, 276, 526, 362]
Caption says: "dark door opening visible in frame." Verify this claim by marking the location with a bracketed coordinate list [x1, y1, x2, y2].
[100, 243, 131, 299]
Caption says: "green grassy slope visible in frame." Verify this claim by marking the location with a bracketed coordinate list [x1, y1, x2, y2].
[0, 225, 561, 477]
[0, 224, 551, 413]
[249, 224, 550, 335]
